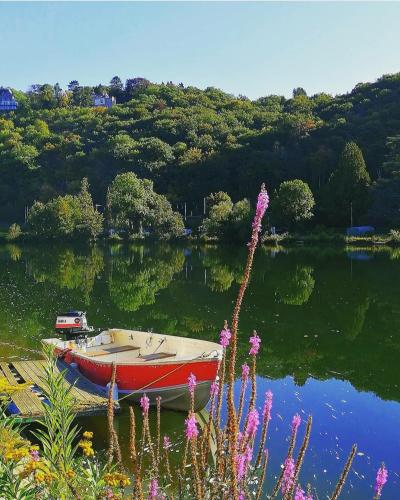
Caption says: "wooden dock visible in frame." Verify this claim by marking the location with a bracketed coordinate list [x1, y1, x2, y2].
[0, 359, 115, 421]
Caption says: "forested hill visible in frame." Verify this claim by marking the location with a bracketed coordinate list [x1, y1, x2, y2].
[1, 73, 400, 227]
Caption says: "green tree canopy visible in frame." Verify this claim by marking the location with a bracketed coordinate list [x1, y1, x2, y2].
[322, 142, 371, 226]
[28, 178, 103, 239]
[271, 179, 315, 228]
[106, 172, 184, 238]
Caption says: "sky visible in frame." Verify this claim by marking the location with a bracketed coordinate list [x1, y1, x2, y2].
[0, 2, 400, 99]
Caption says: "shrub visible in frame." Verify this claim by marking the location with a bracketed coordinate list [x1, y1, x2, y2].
[389, 229, 400, 243]
[6, 223, 22, 241]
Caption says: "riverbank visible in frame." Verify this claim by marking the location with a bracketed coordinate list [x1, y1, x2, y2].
[262, 229, 400, 247]
[2, 226, 400, 248]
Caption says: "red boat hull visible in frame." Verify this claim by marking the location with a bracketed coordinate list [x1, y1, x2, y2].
[57, 348, 219, 411]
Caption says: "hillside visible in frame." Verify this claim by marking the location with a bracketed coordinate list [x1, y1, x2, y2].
[1, 73, 400, 227]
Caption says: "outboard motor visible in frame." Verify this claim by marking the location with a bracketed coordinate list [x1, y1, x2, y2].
[55, 311, 94, 341]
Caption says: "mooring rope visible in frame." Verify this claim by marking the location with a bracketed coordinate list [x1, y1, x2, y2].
[116, 352, 215, 404]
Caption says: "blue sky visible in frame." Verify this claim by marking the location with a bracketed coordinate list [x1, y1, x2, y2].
[1, 2, 399, 99]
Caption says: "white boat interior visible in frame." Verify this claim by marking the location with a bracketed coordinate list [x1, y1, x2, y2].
[43, 329, 223, 365]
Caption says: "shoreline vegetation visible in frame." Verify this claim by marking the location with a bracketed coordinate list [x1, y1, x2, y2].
[2, 225, 400, 248]
[2, 72, 400, 241]
[0, 186, 390, 499]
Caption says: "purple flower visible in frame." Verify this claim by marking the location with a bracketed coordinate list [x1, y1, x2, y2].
[140, 394, 150, 415]
[210, 381, 219, 398]
[294, 487, 306, 500]
[185, 414, 199, 440]
[236, 445, 253, 481]
[241, 363, 250, 380]
[375, 464, 388, 497]
[262, 390, 273, 420]
[292, 413, 301, 433]
[252, 185, 270, 233]
[163, 435, 171, 450]
[249, 332, 261, 356]
[187, 373, 197, 395]
[220, 326, 232, 348]
[29, 449, 40, 461]
[148, 478, 158, 499]
[245, 408, 260, 438]
[105, 487, 115, 499]
[281, 457, 295, 495]
[295, 486, 313, 500]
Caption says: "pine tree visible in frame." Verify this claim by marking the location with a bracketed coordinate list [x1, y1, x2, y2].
[75, 178, 103, 239]
[323, 142, 371, 226]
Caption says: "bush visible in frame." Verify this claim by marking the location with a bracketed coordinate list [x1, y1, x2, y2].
[6, 223, 22, 241]
[389, 229, 400, 243]
[28, 178, 103, 240]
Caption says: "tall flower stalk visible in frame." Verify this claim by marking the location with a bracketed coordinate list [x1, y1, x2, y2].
[226, 184, 269, 499]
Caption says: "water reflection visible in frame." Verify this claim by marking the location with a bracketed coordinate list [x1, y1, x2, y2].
[1, 242, 400, 403]
[1, 242, 400, 497]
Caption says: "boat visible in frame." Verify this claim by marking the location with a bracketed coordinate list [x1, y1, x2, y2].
[43, 317, 223, 412]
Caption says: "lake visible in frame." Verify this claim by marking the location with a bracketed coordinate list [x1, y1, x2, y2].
[0, 241, 399, 498]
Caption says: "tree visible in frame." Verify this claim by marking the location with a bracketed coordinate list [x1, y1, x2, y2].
[110, 76, 123, 91]
[106, 172, 184, 238]
[27, 179, 103, 239]
[271, 179, 315, 228]
[322, 142, 371, 226]
[382, 135, 400, 176]
[68, 80, 80, 92]
[109, 76, 124, 101]
[293, 87, 307, 97]
[75, 178, 104, 239]
[202, 192, 252, 241]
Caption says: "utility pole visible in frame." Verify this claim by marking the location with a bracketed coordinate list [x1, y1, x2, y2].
[203, 197, 206, 215]
[350, 201, 353, 228]
[184, 202, 187, 221]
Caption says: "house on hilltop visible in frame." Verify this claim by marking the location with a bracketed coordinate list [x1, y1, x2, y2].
[0, 87, 18, 112]
[92, 93, 115, 108]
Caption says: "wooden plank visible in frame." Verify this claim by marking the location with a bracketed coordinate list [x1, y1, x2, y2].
[11, 361, 52, 412]
[3, 359, 112, 420]
[103, 345, 140, 354]
[86, 345, 140, 357]
[140, 352, 176, 361]
[1, 362, 43, 415]
[15, 360, 101, 407]
[0, 362, 18, 386]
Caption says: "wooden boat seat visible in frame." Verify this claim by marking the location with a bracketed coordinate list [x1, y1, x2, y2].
[139, 352, 176, 362]
[85, 345, 140, 357]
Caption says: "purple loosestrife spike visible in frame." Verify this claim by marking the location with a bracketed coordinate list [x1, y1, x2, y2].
[262, 390, 273, 420]
[220, 326, 232, 348]
[236, 445, 253, 481]
[241, 363, 250, 380]
[245, 408, 260, 438]
[249, 332, 261, 356]
[375, 463, 388, 497]
[163, 436, 171, 450]
[187, 373, 197, 395]
[148, 478, 159, 499]
[281, 457, 295, 495]
[185, 414, 199, 439]
[210, 380, 219, 397]
[140, 394, 150, 415]
[252, 185, 270, 233]
[294, 486, 312, 500]
[292, 413, 301, 432]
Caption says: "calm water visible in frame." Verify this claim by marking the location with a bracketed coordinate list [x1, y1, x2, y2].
[0, 242, 399, 498]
